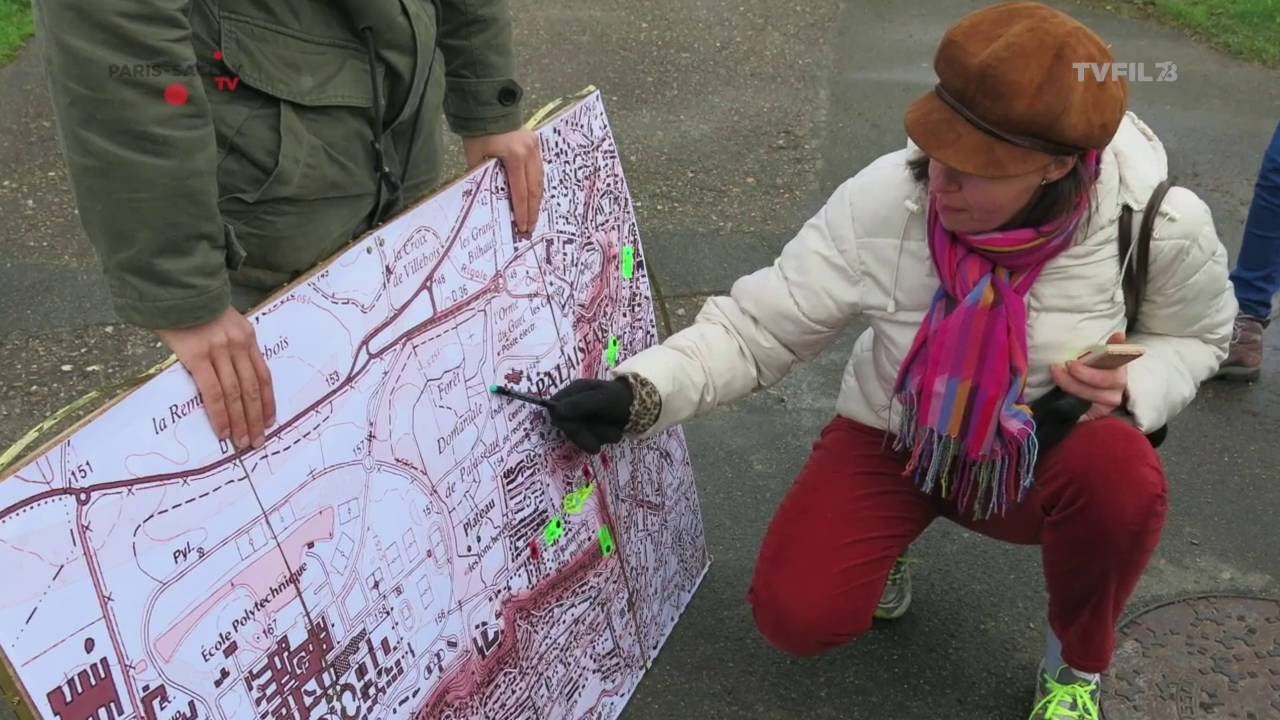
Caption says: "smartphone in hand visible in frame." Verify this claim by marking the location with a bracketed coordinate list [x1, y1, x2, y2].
[1078, 343, 1145, 370]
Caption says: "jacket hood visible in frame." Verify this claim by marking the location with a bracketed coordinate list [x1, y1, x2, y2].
[1085, 112, 1170, 238]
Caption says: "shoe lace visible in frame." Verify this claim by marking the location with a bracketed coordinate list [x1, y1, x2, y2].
[886, 557, 915, 584]
[1232, 317, 1247, 344]
[1030, 674, 1100, 720]
[1233, 315, 1269, 343]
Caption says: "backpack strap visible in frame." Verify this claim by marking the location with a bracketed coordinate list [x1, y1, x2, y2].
[1118, 178, 1175, 333]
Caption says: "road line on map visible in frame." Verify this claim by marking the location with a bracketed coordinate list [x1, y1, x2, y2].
[235, 455, 322, 641]
[234, 452, 347, 717]
[16, 561, 67, 634]
[529, 218, 575, 376]
[76, 508, 144, 718]
[590, 454, 651, 669]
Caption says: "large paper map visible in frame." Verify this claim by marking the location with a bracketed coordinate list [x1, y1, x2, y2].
[0, 92, 708, 720]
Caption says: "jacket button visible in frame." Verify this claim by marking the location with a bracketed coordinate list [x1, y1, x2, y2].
[498, 83, 521, 107]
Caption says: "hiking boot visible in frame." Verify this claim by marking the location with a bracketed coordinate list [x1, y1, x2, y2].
[1030, 663, 1104, 719]
[873, 556, 912, 620]
[1216, 315, 1265, 382]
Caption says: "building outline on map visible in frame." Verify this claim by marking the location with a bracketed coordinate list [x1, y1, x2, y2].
[0, 91, 708, 720]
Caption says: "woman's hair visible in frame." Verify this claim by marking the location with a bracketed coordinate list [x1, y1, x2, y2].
[907, 152, 1096, 232]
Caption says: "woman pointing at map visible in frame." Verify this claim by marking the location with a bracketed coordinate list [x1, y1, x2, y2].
[545, 3, 1235, 718]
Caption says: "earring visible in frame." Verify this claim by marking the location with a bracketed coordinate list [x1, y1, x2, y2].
[1040, 178, 1048, 186]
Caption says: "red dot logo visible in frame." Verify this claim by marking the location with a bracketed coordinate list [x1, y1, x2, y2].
[214, 50, 224, 61]
[164, 83, 189, 106]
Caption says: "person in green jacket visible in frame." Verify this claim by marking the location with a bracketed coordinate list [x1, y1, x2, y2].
[34, 0, 543, 452]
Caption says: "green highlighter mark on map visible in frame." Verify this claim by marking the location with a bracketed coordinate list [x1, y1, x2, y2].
[543, 516, 566, 546]
[598, 526, 616, 557]
[621, 246, 635, 279]
[564, 484, 595, 514]
[605, 337, 620, 367]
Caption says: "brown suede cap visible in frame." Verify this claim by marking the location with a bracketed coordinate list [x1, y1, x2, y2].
[905, 1, 1129, 178]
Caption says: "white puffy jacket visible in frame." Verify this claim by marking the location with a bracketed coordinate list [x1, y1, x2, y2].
[617, 113, 1237, 438]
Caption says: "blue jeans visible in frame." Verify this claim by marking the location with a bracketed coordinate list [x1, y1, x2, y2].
[1230, 121, 1280, 321]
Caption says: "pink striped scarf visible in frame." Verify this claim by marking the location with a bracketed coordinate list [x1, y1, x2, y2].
[892, 150, 1101, 518]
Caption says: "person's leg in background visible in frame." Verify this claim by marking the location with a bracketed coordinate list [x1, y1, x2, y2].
[959, 416, 1168, 718]
[1219, 121, 1280, 381]
[747, 417, 939, 656]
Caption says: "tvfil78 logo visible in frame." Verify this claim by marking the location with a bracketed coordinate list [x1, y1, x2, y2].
[1072, 61, 1178, 83]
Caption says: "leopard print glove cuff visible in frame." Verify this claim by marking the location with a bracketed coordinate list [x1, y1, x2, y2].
[619, 373, 662, 436]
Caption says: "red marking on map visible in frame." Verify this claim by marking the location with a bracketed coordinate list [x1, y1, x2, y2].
[46, 657, 124, 720]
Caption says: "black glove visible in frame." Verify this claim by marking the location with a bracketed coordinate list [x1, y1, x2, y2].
[1028, 387, 1091, 459]
[548, 378, 634, 454]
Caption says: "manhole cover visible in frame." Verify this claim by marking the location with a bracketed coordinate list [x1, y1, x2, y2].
[1103, 595, 1280, 719]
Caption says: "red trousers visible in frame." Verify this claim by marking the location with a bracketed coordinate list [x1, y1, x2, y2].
[747, 416, 1168, 673]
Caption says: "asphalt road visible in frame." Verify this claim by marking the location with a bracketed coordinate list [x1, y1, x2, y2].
[1, 1, 1278, 718]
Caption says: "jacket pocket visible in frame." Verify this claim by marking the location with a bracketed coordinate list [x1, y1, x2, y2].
[214, 13, 382, 205]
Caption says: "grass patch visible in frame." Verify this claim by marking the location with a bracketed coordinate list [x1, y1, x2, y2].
[1091, 0, 1280, 66]
[0, 0, 34, 66]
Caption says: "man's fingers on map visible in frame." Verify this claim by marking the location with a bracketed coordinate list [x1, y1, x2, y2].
[155, 308, 278, 449]
[463, 130, 543, 234]
[507, 151, 530, 234]
[219, 315, 274, 448]
[505, 130, 542, 234]
[249, 341, 277, 428]
[212, 350, 250, 449]
[233, 350, 267, 448]
[525, 137, 545, 233]
[187, 360, 230, 442]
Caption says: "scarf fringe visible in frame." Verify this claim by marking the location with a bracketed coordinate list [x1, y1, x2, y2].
[893, 392, 1041, 520]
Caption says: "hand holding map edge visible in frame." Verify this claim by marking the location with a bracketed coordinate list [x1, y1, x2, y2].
[155, 306, 277, 450]
[463, 129, 545, 234]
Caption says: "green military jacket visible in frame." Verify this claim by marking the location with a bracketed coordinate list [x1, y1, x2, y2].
[34, 0, 525, 329]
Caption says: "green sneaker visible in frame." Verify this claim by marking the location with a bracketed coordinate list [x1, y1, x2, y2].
[1030, 663, 1104, 719]
[873, 556, 912, 620]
